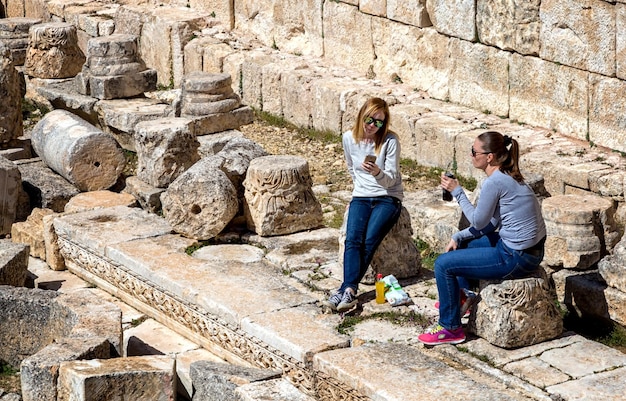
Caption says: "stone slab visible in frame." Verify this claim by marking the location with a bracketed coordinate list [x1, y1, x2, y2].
[124, 318, 200, 357]
[546, 366, 626, 401]
[176, 348, 226, 400]
[313, 342, 523, 400]
[236, 378, 316, 401]
[16, 158, 80, 213]
[0, 239, 29, 287]
[539, 340, 626, 379]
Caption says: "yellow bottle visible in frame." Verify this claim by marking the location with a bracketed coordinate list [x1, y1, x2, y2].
[375, 273, 386, 304]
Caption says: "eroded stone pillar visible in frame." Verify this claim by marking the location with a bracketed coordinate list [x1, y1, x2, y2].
[542, 194, 620, 270]
[0, 43, 23, 144]
[243, 155, 323, 236]
[24, 22, 85, 78]
[76, 34, 157, 99]
[31, 109, 126, 192]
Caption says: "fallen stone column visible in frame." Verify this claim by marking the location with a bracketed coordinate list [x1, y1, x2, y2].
[243, 155, 323, 236]
[24, 22, 85, 79]
[30, 109, 126, 192]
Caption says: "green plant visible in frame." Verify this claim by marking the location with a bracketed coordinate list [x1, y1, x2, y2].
[185, 240, 211, 255]
[0, 360, 17, 376]
[336, 310, 429, 335]
[271, 38, 279, 50]
[598, 324, 626, 351]
[210, 11, 216, 17]
[415, 238, 439, 270]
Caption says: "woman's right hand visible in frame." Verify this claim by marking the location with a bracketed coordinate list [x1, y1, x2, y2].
[440, 172, 459, 193]
[444, 239, 457, 252]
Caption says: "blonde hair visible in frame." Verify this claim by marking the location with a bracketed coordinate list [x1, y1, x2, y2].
[351, 97, 392, 154]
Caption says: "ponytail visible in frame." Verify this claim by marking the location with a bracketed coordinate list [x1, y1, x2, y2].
[478, 131, 524, 182]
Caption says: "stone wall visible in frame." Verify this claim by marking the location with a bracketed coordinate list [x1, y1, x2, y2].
[3, 0, 626, 156]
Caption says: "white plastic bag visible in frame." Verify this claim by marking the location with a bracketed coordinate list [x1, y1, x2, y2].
[381, 274, 411, 306]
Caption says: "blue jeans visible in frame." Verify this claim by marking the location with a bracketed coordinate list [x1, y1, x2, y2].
[434, 234, 544, 330]
[340, 196, 402, 293]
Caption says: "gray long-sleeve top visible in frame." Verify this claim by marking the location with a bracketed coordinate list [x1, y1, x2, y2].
[451, 169, 546, 250]
[342, 130, 404, 201]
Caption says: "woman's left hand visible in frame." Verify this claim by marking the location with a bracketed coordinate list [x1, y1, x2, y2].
[362, 161, 381, 176]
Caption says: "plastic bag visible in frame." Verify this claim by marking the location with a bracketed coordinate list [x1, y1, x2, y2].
[381, 274, 411, 306]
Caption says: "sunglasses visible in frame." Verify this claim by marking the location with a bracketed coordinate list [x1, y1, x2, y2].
[364, 116, 385, 128]
[471, 147, 491, 157]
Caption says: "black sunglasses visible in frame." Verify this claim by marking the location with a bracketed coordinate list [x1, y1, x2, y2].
[364, 116, 385, 128]
[471, 147, 491, 157]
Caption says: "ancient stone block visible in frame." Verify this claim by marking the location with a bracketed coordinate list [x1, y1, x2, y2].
[42, 212, 66, 271]
[476, 0, 540, 56]
[426, 0, 476, 41]
[469, 272, 564, 349]
[510, 54, 588, 142]
[64, 191, 138, 214]
[0, 17, 42, 65]
[11, 207, 54, 259]
[57, 356, 175, 401]
[243, 155, 323, 236]
[539, 0, 615, 76]
[542, 194, 619, 270]
[31, 109, 126, 192]
[0, 239, 29, 287]
[188, 105, 254, 135]
[599, 231, 626, 293]
[135, 118, 200, 188]
[387, 0, 431, 27]
[0, 44, 23, 144]
[122, 176, 165, 214]
[16, 158, 80, 213]
[589, 74, 626, 154]
[0, 156, 21, 235]
[24, 22, 85, 79]
[190, 360, 281, 401]
[338, 206, 421, 283]
[161, 156, 238, 240]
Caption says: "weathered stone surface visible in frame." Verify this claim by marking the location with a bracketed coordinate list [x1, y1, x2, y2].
[122, 176, 165, 214]
[24, 22, 85, 79]
[161, 156, 238, 240]
[90, 69, 158, 100]
[236, 378, 316, 401]
[0, 156, 21, 235]
[387, 0, 431, 27]
[183, 36, 236, 75]
[42, 212, 66, 271]
[426, 0, 476, 41]
[449, 39, 510, 117]
[589, 74, 626, 154]
[338, 206, 421, 284]
[187, 105, 254, 135]
[470, 273, 564, 349]
[510, 53, 588, 141]
[0, 43, 23, 143]
[598, 231, 626, 293]
[243, 155, 323, 236]
[16, 158, 80, 213]
[64, 191, 138, 214]
[135, 118, 200, 188]
[476, 0, 540, 56]
[57, 355, 175, 401]
[0, 240, 29, 287]
[539, 0, 615, 76]
[190, 360, 281, 401]
[0, 17, 42, 65]
[196, 129, 244, 157]
[180, 71, 242, 118]
[94, 98, 175, 151]
[546, 366, 626, 401]
[11, 207, 53, 259]
[31, 110, 126, 192]
[542, 194, 619, 270]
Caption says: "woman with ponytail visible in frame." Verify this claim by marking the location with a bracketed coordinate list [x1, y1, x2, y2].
[419, 131, 546, 346]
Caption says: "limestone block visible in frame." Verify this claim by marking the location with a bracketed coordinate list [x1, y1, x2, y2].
[372, 20, 450, 99]
[240, 49, 274, 109]
[599, 232, 626, 293]
[360, 0, 386, 17]
[24, 22, 85, 79]
[77, 14, 115, 38]
[233, 0, 324, 57]
[426, 0, 476, 41]
[410, 112, 470, 169]
[617, 4, 626, 79]
[551, 269, 609, 322]
[57, 356, 175, 401]
[387, 0, 431, 27]
[64, 191, 137, 214]
[260, 60, 284, 117]
[0, 239, 29, 286]
[189, 0, 233, 29]
[183, 36, 235, 75]
[243, 155, 323, 236]
[469, 273, 564, 349]
[161, 156, 239, 240]
[180, 72, 241, 116]
[190, 360, 281, 401]
[449, 39, 510, 117]
[113, 5, 151, 38]
[0, 44, 23, 144]
[139, 7, 213, 88]
[310, 76, 360, 134]
[11, 207, 54, 259]
[322, 0, 375, 75]
[196, 129, 244, 158]
[589, 74, 626, 154]
[94, 98, 175, 151]
[83, 34, 145, 77]
[539, 0, 615, 76]
[476, 0, 540, 56]
[236, 378, 316, 401]
[0, 17, 42, 65]
[135, 118, 200, 188]
[122, 176, 165, 214]
[16, 158, 80, 213]
[42, 212, 66, 271]
[281, 67, 314, 128]
[89, 69, 158, 100]
[542, 194, 619, 270]
[0, 156, 21, 235]
[187, 105, 254, 135]
[338, 206, 421, 284]
[31, 109, 126, 192]
[510, 54, 589, 142]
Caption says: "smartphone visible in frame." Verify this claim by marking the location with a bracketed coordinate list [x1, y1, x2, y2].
[364, 155, 376, 164]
